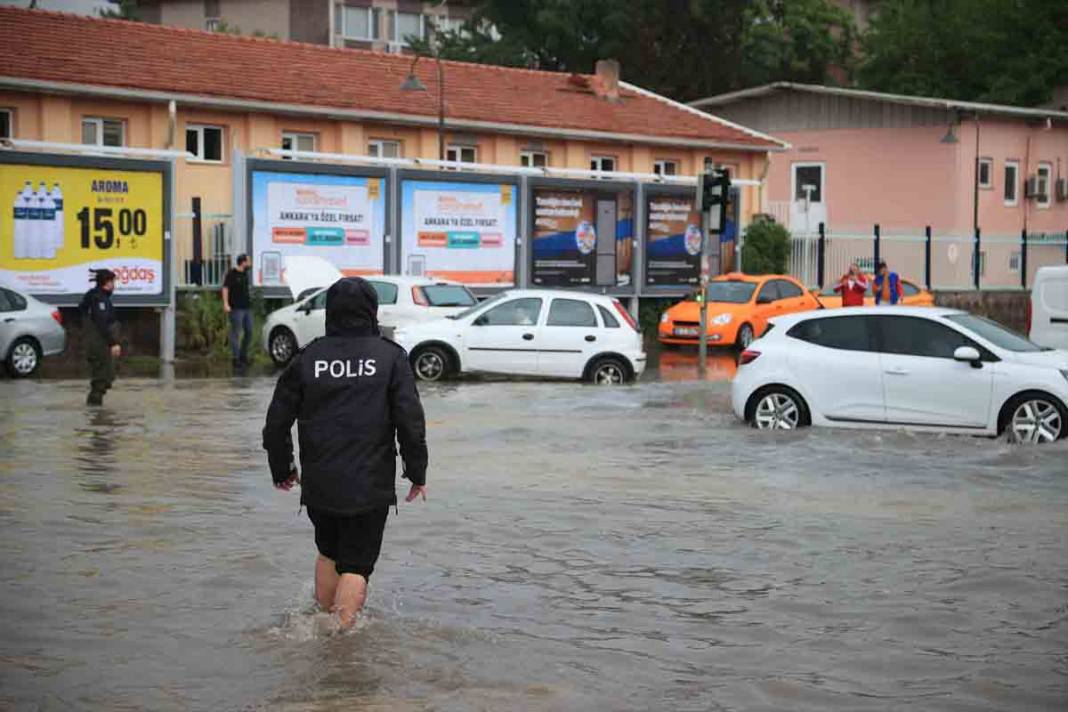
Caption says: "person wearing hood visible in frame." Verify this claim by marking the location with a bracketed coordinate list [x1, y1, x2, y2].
[79, 268, 121, 406]
[262, 276, 428, 630]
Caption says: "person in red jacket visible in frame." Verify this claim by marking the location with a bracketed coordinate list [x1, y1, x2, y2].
[834, 263, 869, 307]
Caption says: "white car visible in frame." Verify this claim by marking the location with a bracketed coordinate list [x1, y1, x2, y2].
[731, 306, 1068, 443]
[1030, 265, 1068, 350]
[0, 285, 66, 377]
[392, 289, 646, 384]
[263, 272, 479, 365]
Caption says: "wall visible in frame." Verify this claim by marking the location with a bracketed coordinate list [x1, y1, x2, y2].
[156, 0, 294, 37]
[934, 289, 1030, 333]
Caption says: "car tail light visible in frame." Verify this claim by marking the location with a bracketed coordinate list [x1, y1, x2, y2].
[612, 299, 639, 332]
[51, 309, 63, 325]
[739, 349, 761, 365]
[411, 287, 429, 306]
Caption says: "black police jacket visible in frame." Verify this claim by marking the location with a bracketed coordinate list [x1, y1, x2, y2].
[79, 286, 120, 346]
[261, 327, 428, 514]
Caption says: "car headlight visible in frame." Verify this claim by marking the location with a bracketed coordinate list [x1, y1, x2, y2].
[712, 313, 733, 326]
[660, 312, 670, 324]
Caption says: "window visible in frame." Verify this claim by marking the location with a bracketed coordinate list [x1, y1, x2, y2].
[901, 281, 920, 297]
[1003, 161, 1019, 205]
[704, 281, 756, 304]
[653, 159, 678, 176]
[368, 139, 401, 159]
[874, 316, 983, 360]
[590, 155, 616, 173]
[367, 281, 398, 305]
[389, 10, 425, 45]
[0, 287, 27, 311]
[978, 250, 987, 277]
[756, 281, 780, 303]
[775, 279, 804, 299]
[520, 150, 548, 168]
[547, 299, 597, 327]
[1009, 251, 1021, 272]
[788, 316, 874, 352]
[446, 145, 477, 164]
[598, 305, 620, 328]
[978, 158, 992, 189]
[945, 313, 1041, 352]
[281, 131, 317, 157]
[418, 284, 477, 307]
[81, 117, 124, 147]
[792, 163, 823, 202]
[0, 109, 11, 139]
[185, 124, 224, 162]
[340, 6, 380, 41]
[1036, 163, 1052, 208]
[306, 291, 327, 311]
[477, 298, 542, 326]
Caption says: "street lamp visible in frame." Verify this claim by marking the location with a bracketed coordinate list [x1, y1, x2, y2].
[400, 52, 446, 161]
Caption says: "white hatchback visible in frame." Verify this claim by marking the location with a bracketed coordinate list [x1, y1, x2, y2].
[391, 289, 646, 384]
[731, 306, 1068, 443]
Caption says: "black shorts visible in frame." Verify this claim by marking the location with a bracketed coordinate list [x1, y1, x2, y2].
[307, 506, 390, 579]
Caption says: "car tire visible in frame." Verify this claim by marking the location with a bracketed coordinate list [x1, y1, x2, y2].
[587, 356, 630, 385]
[6, 336, 42, 378]
[411, 345, 452, 382]
[746, 385, 811, 431]
[268, 327, 297, 366]
[999, 391, 1066, 444]
[736, 323, 755, 349]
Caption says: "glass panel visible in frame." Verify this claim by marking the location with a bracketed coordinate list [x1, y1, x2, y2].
[344, 7, 370, 38]
[776, 280, 804, 298]
[597, 305, 620, 328]
[794, 165, 822, 202]
[547, 299, 597, 327]
[296, 134, 316, 152]
[979, 160, 991, 186]
[203, 127, 222, 161]
[281, 135, 293, 151]
[6, 289, 26, 310]
[0, 111, 10, 139]
[382, 141, 400, 158]
[701, 281, 756, 304]
[367, 142, 379, 157]
[756, 281, 780, 302]
[186, 128, 199, 156]
[876, 316, 979, 359]
[102, 119, 123, 147]
[420, 284, 476, 307]
[368, 281, 398, 305]
[945, 314, 1043, 352]
[901, 281, 920, 296]
[81, 119, 98, 145]
[395, 11, 421, 43]
[788, 316, 873, 351]
[0, 288, 12, 312]
[480, 298, 542, 326]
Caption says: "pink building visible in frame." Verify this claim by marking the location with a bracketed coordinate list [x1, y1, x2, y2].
[692, 83, 1068, 288]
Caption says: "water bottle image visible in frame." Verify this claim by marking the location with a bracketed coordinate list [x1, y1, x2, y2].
[25, 183, 44, 260]
[13, 187, 28, 259]
[37, 182, 56, 259]
[49, 183, 64, 254]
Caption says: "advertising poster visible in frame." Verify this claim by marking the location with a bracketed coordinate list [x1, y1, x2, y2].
[400, 180, 516, 285]
[0, 162, 164, 300]
[645, 194, 702, 286]
[532, 188, 633, 287]
[251, 171, 386, 287]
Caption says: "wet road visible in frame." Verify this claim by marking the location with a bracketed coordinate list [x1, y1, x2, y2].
[1, 365, 1066, 710]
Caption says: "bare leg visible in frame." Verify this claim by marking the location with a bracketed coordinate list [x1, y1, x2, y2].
[315, 555, 340, 611]
[333, 573, 368, 629]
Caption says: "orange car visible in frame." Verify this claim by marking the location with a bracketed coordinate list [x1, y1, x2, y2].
[658, 273, 822, 349]
[816, 276, 934, 309]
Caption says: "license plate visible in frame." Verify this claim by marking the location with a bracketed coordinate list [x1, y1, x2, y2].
[674, 327, 700, 337]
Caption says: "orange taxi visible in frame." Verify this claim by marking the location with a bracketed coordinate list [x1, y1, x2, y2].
[658, 273, 822, 349]
[816, 276, 934, 309]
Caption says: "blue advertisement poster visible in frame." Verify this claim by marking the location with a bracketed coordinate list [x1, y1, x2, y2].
[531, 188, 633, 287]
[250, 171, 386, 286]
[645, 194, 702, 286]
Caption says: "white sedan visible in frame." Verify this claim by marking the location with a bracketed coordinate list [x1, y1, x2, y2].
[731, 306, 1068, 443]
[263, 274, 478, 365]
[392, 289, 646, 384]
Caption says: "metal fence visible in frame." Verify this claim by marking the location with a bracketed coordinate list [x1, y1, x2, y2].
[785, 224, 1068, 290]
[175, 201, 235, 288]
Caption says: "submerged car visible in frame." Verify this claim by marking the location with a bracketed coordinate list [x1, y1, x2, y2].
[659, 273, 821, 349]
[816, 275, 934, 309]
[0, 286, 66, 377]
[392, 289, 646, 384]
[732, 306, 1068, 443]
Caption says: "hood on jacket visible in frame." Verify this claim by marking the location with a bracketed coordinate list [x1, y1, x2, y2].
[325, 277, 380, 337]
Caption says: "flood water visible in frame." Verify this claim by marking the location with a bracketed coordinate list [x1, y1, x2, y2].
[1, 359, 1067, 710]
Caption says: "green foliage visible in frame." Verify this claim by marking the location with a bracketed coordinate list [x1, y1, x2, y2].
[98, 1, 140, 20]
[639, 297, 676, 338]
[857, 0, 1068, 106]
[176, 290, 272, 362]
[210, 19, 242, 35]
[741, 219, 791, 275]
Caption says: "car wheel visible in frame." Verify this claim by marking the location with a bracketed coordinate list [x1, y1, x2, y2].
[749, 386, 810, 430]
[412, 346, 451, 382]
[1002, 393, 1065, 444]
[268, 328, 297, 366]
[736, 323, 755, 349]
[6, 337, 41, 378]
[588, 356, 629, 385]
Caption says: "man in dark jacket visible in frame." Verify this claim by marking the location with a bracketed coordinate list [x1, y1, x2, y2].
[80, 269, 121, 406]
[263, 276, 428, 630]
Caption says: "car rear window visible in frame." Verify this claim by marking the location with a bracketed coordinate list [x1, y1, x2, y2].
[547, 298, 597, 327]
[419, 284, 477, 307]
[598, 305, 620, 328]
[1, 288, 26, 311]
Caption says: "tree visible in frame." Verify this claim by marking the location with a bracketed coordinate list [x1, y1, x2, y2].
[99, 1, 140, 20]
[741, 218, 791, 275]
[857, 0, 1068, 106]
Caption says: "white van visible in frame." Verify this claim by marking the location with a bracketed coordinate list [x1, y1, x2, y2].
[1030, 266, 1068, 350]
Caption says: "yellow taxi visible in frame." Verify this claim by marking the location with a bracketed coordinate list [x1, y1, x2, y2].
[816, 276, 934, 308]
[658, 273, 822, 349]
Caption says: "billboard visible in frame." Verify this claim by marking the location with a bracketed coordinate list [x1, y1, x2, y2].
[0, 158, 166, 303]
[645, 194, 702, 286]
[400, 179, 516, 285]
[531, 187, 633, 288]
[250, 170, 386, 287]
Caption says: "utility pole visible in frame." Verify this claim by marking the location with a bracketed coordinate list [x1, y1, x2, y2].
[697, 167, 731, 375]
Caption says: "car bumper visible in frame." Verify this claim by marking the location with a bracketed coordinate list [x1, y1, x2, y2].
[658, 322, 738, 345]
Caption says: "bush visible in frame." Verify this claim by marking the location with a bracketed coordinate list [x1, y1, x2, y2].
[176, 289, 273, 362]
[741, 218, 792, 275]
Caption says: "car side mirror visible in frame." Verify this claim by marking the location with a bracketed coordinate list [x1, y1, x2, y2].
[756, 295, 774, 305]
[953, 346, 982, 368]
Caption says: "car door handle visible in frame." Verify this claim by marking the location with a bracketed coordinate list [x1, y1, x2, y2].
[522, 333, 534, 341]
[585, 335, 596, 342]
[2, 317, 14, 323]
[884, 368, 909, 376]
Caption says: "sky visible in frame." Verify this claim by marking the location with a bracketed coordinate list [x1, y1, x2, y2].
[0, 0, 110, 16]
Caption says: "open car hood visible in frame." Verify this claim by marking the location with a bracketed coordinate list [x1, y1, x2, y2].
[282, 256, 343, 301]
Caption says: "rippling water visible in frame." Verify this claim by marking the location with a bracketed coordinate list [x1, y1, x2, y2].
[1, 367, 1066, 710]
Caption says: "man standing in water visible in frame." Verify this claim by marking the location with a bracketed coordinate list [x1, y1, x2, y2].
[80, 269, 120, 406]
[221, 254, 253, 370]
[263, 277, 428, 630]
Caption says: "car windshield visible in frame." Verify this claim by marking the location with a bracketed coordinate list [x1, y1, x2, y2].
[946, 313, 1046, 352]
[692, 281, 757, 304]
[421, 284, 478, 307]
[451, 292, 505, 320]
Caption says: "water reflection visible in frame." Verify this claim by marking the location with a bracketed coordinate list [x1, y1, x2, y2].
[652, 346, 738, 382]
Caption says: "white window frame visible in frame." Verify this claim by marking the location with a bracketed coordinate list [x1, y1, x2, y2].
[1036, 162, 1052, 208]
[389, 10, 426, 46]
[1003, 160, 1019, 207]
[446, 144, 477, 164]
[368, 139, 402, 159]
[204, 17, 222, 32]
[590, 155, 616, 173]
[520, 150, 548, 168]
[185, 124, 225, 163]
[791, 161, 826, 204]
[338, 5, 379, 41]
[281, 131, 318, 158]
[81, 117, 125, 147]
[653, 159, 679, 176]
[977, 157, 993, 189]
[0, 108, 12, 139]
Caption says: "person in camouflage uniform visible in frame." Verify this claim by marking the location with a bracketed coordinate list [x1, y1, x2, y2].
[80, 269, 121, 406]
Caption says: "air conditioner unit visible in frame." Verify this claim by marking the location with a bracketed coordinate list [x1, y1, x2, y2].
[1024, 176, 1039, 199]
[1056, 177, 1068, 202]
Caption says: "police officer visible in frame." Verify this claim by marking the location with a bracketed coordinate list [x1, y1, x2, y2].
[80, 269, 121, 406]
[262, 277, 428, 630]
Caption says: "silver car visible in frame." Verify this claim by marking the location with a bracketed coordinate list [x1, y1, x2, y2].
[1, 287, 66, 377]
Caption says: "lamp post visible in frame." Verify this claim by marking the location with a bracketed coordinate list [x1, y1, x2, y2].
[400, 52, 445, 161]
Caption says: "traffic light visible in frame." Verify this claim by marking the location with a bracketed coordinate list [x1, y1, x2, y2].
[697, 168, 731, 234]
